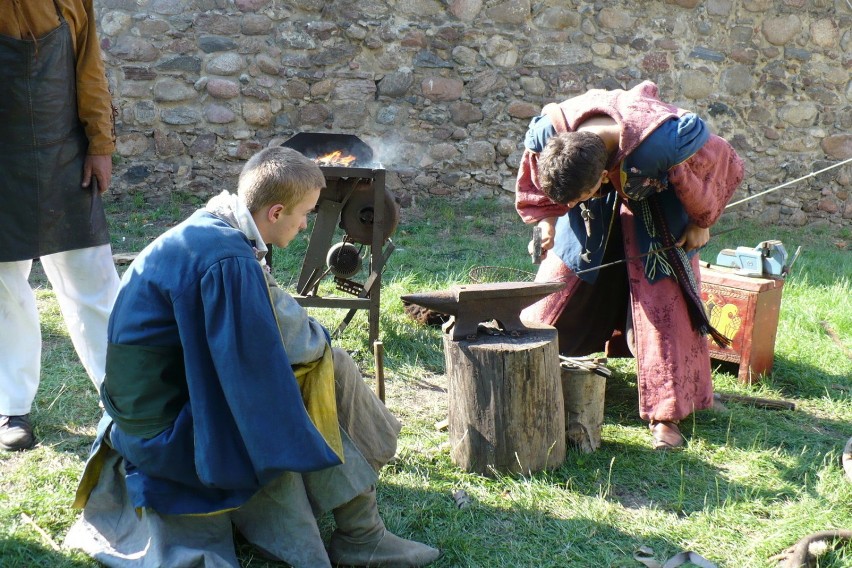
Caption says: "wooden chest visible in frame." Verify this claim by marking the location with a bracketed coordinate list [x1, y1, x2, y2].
[699, 264, 785, 384]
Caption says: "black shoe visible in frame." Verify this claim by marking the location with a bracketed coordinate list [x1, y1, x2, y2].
[0, 414, 35, 451]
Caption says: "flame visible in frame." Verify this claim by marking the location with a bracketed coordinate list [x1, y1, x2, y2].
[314, 150, 357, 167]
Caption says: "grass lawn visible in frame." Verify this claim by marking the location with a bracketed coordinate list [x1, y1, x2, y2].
[1, 193, 850, 567]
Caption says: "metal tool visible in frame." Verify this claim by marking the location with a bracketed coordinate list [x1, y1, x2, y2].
[531, 225, 542, 264]
[715, 240, 791, 277]
[401, 281, 565, 341]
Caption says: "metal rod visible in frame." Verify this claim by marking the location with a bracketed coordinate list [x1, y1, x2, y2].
[373, 340, 386, 403]
[572, 226, 738, 276]
[726, 157, 852, 209]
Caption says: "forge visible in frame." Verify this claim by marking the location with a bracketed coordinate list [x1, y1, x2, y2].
[280, 133, 399, 347]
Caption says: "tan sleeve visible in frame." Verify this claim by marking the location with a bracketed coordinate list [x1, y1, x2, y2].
[73, 0, 115, 155]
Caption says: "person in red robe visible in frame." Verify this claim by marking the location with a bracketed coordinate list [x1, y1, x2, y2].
[515, 81, 744, 449]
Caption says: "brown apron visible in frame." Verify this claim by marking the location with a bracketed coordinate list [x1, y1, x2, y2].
[0, 0, 109, 262]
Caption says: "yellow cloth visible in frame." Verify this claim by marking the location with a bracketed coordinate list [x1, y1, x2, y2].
[292, 346, 344, 463]
[0, 0, 115, 154]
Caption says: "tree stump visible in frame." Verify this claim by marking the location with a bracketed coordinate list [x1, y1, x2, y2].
[561, 367, 606, 453]
[443, 323, 565, 476]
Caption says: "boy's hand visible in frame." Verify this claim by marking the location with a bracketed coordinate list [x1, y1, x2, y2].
[528, 217, 557, 260]
[676, 223, 710, 252]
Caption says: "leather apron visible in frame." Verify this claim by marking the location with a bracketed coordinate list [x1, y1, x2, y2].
[0, 1, 109, 262]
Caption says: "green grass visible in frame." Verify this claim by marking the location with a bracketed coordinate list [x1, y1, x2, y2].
[2, 194, 851, 567]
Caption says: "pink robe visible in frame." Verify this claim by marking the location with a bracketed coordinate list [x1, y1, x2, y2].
[516, 81, 744, 422]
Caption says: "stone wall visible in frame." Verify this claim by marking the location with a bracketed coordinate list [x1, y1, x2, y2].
[97, 0, 852, 226]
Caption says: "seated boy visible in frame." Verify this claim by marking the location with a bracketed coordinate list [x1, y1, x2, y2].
[64, 147, 441, 567]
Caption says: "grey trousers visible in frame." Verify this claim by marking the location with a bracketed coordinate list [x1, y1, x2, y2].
[63, 348, 402, 568]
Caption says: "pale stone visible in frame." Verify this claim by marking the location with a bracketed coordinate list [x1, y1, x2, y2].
[598, 7, 634, 29]
[333, 79, 377, 101]
[449, 46, 476, 68]
[207, 53, 246, 75]
[486, 0, 531, 25]
[721, 65, 754, 95]
[778, 102, 818, 127]
[449, 0, 483, 21]
[520, 76, 547, 96]
[485, 36, 518, 67]
[110, 37, 159, 61]
[449, 102, 483, 125]
[430, 143, 459, 161]
[207, 78, 241, 99]
[116, 133, 150, 156]
[243, 102, 273, 126]
[205, 104, 237, 124]
[761, 15, 801, 46]
[153, 79, 195, 102]
[101, 11, 131, 36]
[810, 19, 839, 48]
[466, 141, 496, 166]
[533, 7, 580, 30]
[680, 70, 714, 99]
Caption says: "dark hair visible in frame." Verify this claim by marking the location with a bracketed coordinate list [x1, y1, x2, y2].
[538, 131, 608, 205]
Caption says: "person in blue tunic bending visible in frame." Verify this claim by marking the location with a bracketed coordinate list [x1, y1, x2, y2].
[65, 147, 441, 568]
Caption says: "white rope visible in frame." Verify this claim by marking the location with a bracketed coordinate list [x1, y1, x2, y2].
[726, 157, 852, 209]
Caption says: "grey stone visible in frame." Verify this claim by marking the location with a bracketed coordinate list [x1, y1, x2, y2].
[110, 37, 159, 62]
[161, 107, 201, 125]
[333, 79, 377, 101]
[206, 104, 237, 124]
[243, 102, 273, 126]
[153, 79, 196, 102]
[419, 106, 451, 124]
[376, 105, 399, 124]
[116, 133, 150, 157]
[413, 50, 454, 69]
[157, 56, 202, 74]
[486, 0, 531, 25]
[199, 36, 239, 53]
[378, 70, 413, 97]
[721, 65, 753, 95]
[466, 141, 496, 166]
[689, 46, 725, 62]
[449, 0, 483, 21]
[134, 101, 157, 125]
[450, 102, 483, 125]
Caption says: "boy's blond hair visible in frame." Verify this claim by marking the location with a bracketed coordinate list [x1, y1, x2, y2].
[238, 147, 325, 213]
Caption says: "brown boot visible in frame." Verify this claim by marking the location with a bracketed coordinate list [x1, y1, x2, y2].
[328, 486, 440, 567]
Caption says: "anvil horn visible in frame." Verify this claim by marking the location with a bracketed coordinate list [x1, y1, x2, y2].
[401, 281, 565, 340]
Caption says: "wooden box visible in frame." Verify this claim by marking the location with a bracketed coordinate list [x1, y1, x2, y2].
[699, 264, 785, 384]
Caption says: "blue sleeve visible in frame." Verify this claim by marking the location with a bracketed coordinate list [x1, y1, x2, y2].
[524, 114, 557, 152]
[622, 113, 709, 200]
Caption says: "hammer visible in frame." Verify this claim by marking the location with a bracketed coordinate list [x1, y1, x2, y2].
[531, 225, 543, 264]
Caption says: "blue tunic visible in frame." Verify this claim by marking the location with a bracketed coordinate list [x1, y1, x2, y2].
[103, 210, 341, 515]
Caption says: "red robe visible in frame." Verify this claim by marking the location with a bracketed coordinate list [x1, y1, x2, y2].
[516, 81, 744, 422]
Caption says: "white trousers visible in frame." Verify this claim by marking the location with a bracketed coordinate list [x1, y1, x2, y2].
[0, 245, 119, 415]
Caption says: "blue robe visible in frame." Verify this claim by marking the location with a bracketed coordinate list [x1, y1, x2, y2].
[102, 210, 341, 515]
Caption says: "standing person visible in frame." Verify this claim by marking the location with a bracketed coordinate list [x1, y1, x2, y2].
[515, 81, 744, 450]
[0, 0, 120, 451]
[64, 147, 442, 567]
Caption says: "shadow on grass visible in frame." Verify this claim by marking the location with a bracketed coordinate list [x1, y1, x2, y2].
[0, 537, 95, 568]
[376, 481, 664, 568]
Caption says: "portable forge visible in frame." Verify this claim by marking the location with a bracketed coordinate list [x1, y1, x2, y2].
[280, 133, 399, 347]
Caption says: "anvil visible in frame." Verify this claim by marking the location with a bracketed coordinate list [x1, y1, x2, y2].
[400, 281, 565, 341]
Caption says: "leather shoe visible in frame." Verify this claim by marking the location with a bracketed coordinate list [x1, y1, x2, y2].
[0, 414, 35, 451]
[649, 421, 684, 450]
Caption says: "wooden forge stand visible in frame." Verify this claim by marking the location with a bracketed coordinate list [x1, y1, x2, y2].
[443, 322, 566, 476]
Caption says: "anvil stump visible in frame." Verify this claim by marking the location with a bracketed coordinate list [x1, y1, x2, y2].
[443, 322, 565, 476]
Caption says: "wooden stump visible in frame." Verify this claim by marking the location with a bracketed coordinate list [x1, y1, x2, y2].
[443, 323, 565, 476]
[561, 367, 606, 453]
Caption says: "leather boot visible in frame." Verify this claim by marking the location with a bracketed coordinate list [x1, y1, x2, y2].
[0, 414, 35, 451]
[328, 486, 440, 567]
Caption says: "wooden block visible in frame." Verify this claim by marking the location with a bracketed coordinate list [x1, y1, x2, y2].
[561, 367, 606, 453]
[443, 323, 565, 476]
